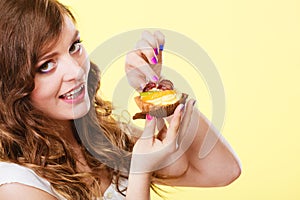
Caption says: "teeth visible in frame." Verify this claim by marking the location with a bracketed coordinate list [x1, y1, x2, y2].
[61, 85, 84, 100]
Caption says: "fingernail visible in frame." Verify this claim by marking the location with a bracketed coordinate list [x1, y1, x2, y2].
[192, 100, 197, 106]
[159, 44, 164, 51]
[180, 104, 185, 111]
[152, 75, 159, 82]
[154, 48, 159, 55]
[140, 83, 145, 91]
[146, 114, 153, 121]
[151, 56, 158, 64]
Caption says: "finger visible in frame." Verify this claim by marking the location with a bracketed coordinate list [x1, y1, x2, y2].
[125, 52, 159, 90]
[177, 99, 196, 145]
[157, 125, 168, 141]
[156, 118, 167, 141]
[125, 65, 148, 91]
[154, 30, 165, 51]
[140, 115, 156, 141]
[141, 31, 163, 76]
[141, 30, 159, 55]
[135, 39, 158, 65]
[156, 118, 166, 132]
[154, 30, 165, 63]
[165, 104, 185, 143]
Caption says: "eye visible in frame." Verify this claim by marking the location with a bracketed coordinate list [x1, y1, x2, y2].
[38, 61, 56, 73]
[69, 39, 82, 55]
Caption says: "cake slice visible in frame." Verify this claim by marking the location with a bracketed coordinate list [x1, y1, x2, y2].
[133, 80, 188, 119]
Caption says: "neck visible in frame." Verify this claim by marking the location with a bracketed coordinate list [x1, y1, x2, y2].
[58, 120, 80, 147]
[57, 120, 91, 173]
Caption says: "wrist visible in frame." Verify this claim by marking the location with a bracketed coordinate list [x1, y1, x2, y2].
[126, 172, 152, 199]
[129, 172, 152, 179]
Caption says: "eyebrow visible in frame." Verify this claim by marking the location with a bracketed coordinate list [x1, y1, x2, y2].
[72, 30, 80, 42]
[38, 30, 80, 62]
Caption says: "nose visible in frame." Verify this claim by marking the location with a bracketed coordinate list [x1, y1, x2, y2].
[61, 56, 85, 82]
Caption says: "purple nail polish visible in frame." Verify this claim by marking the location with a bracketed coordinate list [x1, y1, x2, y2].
[152, 75, 159, 82]
[154, 48, 159, 55]
[151, 56, 158, 64]
[180, 104, 185, 111]
[193, 100, 197, 106]
[146, 114, 153, 121]
[159, 44, 164, 51]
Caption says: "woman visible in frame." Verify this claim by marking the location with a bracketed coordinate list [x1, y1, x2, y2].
[0, 0, 241, 199]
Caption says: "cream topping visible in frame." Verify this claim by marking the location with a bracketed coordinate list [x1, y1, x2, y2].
[145, 93, 180, 106]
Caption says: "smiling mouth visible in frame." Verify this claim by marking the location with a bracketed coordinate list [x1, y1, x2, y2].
[59, 85, 84, 100]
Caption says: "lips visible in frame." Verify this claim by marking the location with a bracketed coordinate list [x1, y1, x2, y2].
[59, 84, 84, 100]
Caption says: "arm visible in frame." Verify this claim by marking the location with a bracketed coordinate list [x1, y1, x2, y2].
[155, 100, 241, 187]
[126, 105, 184, 200]
[126, 173, 151, 200]
[0, 183, 58, 200]
[127, 100, 241, 187]
[125, 30, 241, 187]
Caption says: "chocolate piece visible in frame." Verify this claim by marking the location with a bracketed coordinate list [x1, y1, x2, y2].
[157, 79, 174, 91]
[132, 112, 146, 120]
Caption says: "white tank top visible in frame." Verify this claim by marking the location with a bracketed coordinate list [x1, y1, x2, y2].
[0, 162, 125, 200]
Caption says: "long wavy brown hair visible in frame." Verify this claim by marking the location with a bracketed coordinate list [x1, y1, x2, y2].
[0, 0, 134, 199]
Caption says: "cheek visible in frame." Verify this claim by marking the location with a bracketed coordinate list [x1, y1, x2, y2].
[85, 60, 91, 75]
[81, 47, 90, 72]
[31, 88, 48, 107]
[31, 87, 45, 103]
[30, 79, 58, 106]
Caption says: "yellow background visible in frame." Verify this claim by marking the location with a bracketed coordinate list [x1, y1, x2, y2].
[60, 0, 300, 199]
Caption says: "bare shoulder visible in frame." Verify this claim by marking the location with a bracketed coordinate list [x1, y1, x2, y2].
[0, 183, 58, 200]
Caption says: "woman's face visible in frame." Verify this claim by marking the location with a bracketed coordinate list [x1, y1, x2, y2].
[30, 16, 91, 120]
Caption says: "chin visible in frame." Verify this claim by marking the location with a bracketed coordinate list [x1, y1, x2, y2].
[72, 101, 91, 119]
